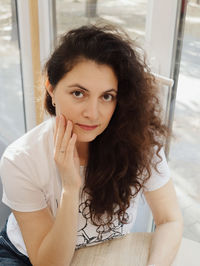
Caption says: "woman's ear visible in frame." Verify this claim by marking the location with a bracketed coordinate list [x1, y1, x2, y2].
[45, 79, 54, 98]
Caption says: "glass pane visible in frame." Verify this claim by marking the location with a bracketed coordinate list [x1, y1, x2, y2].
[169, 0, 200, 242]
[55, 0, 147, 47]
[0, 0, 25, 158]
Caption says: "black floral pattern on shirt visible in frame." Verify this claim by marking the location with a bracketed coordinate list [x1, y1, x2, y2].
[76, 199, 125, 249]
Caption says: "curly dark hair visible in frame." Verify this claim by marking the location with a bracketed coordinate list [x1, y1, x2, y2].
[44, 24, 170, 228]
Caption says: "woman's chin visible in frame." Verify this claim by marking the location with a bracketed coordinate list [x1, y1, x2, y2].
[76, 134, 96, 143]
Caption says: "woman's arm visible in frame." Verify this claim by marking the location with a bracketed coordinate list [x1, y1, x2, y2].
[13, 116, 82, 266]
[36, 116, 82, 266]
[36, 187, 80, 266]
[144, 179, 183, 266]
[13, 187, 80, 266]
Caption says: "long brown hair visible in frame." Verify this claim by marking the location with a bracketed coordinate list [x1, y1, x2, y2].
[44, 24, 170, 228]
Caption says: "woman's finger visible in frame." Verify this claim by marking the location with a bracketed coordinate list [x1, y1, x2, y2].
[54, 115, 66, 157]
[54, 115, 60, 144]
[59, 120, 73, 156]
[74, 142, 79, 159]
[65, 133, 77, 164]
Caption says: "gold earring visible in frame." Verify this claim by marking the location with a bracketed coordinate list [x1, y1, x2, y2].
[52, 101, 56, 107]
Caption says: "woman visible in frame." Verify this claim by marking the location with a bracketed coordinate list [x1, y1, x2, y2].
[0, 24, 183, 266]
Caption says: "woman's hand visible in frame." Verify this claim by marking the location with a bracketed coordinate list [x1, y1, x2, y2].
[54, 114, 82, 191]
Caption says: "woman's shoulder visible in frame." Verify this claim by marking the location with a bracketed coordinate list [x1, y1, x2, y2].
[142, 145, 171, 192]
[0, 117, 56, 193]
[2, 117, 54, 162]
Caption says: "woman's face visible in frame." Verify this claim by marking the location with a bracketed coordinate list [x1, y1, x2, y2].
[47, 60, 118, 143]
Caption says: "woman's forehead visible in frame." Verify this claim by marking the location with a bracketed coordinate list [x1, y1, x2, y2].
[60, 60, 118, 91]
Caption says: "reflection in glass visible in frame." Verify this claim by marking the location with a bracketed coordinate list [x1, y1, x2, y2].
[0, 0, 25, 157]
[169, 0, 200, 242]
[55, 0, 147, 47]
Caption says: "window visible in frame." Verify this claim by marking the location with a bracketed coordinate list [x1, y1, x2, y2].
[0, 0, 25, 157]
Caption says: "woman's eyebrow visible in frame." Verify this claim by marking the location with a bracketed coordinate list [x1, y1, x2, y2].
[68, 83, 118, 93]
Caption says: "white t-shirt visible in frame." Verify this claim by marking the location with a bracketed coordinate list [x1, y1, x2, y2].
[0, 117, 170, 257]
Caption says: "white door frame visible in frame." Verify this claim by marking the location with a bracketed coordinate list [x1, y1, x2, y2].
[145, 0, 181, 77]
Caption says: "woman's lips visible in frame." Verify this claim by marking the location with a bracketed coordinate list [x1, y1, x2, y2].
[77, 124, 98, 130]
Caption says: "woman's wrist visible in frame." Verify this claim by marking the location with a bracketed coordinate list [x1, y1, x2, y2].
[62, 186, 80, 196]
[61, 177, 82, 193]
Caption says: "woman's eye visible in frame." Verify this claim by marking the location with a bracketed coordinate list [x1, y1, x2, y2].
[71, 91, 115, 101]
[103, 94, 114, 101]
[72, 90, 84, 98]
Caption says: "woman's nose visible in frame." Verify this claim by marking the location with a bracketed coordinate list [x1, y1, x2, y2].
[82, 99, 99, 120]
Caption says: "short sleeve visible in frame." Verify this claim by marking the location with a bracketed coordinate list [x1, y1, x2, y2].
[0, 151, 47, 212]
[142, 147, 171, 192]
